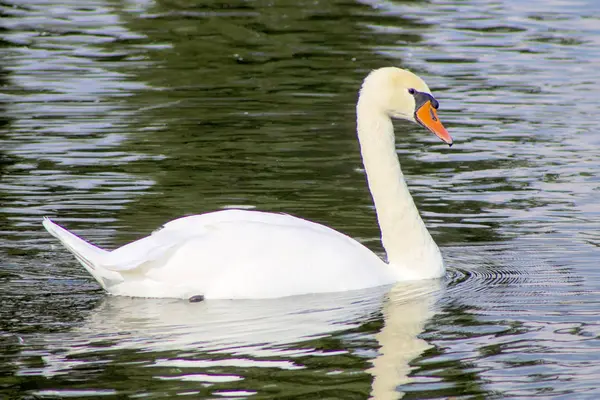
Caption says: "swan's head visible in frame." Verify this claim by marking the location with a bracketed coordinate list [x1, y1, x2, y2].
[359, 67, 453, 146]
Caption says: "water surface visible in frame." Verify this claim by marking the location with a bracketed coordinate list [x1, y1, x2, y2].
[1, 0, 600, 398]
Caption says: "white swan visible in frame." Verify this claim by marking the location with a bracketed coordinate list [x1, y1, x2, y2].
[43, 67, 453, 300]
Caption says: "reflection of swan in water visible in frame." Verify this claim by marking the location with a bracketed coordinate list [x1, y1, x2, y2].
[369, 282, 440, 399]
[38, 281, 441, 398]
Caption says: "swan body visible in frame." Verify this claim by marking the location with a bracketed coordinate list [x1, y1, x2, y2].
[43, 211, 397, 299]
[43, 67, 453, 299]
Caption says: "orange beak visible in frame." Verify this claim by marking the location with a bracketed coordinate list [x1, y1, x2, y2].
[415, 101, 453, 146]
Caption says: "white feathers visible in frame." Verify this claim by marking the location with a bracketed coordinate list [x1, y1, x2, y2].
[43, 210, 396, 299]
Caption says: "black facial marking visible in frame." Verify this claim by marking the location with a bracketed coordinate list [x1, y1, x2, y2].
[409, 89, 439, 111]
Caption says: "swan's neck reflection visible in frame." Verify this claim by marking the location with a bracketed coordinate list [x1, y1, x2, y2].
[369, 281, 440, 399]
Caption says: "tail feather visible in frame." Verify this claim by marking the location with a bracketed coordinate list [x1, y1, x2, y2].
[42, 218, 123, 290]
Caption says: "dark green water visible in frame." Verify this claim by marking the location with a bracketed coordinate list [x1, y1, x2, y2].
[1, 0, 600, 398]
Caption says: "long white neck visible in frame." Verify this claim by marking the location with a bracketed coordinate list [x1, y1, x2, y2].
[356, 99, 444, 279]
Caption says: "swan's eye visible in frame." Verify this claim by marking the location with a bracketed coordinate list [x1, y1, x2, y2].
[408, 88, 416, 95]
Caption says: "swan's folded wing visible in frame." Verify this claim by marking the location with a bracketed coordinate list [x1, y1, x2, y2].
[95, 212, 265, 272]
[97, 227, 206, 272]
[95, 209, 355, 273]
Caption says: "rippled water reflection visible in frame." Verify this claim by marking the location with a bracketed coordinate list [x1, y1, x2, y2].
[1, 0, 600, 398]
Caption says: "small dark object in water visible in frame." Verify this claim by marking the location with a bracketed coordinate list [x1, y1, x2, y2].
[188, 295, 205, 303]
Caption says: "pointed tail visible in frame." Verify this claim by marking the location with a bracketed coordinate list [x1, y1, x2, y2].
[42, 218, 122, 290]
